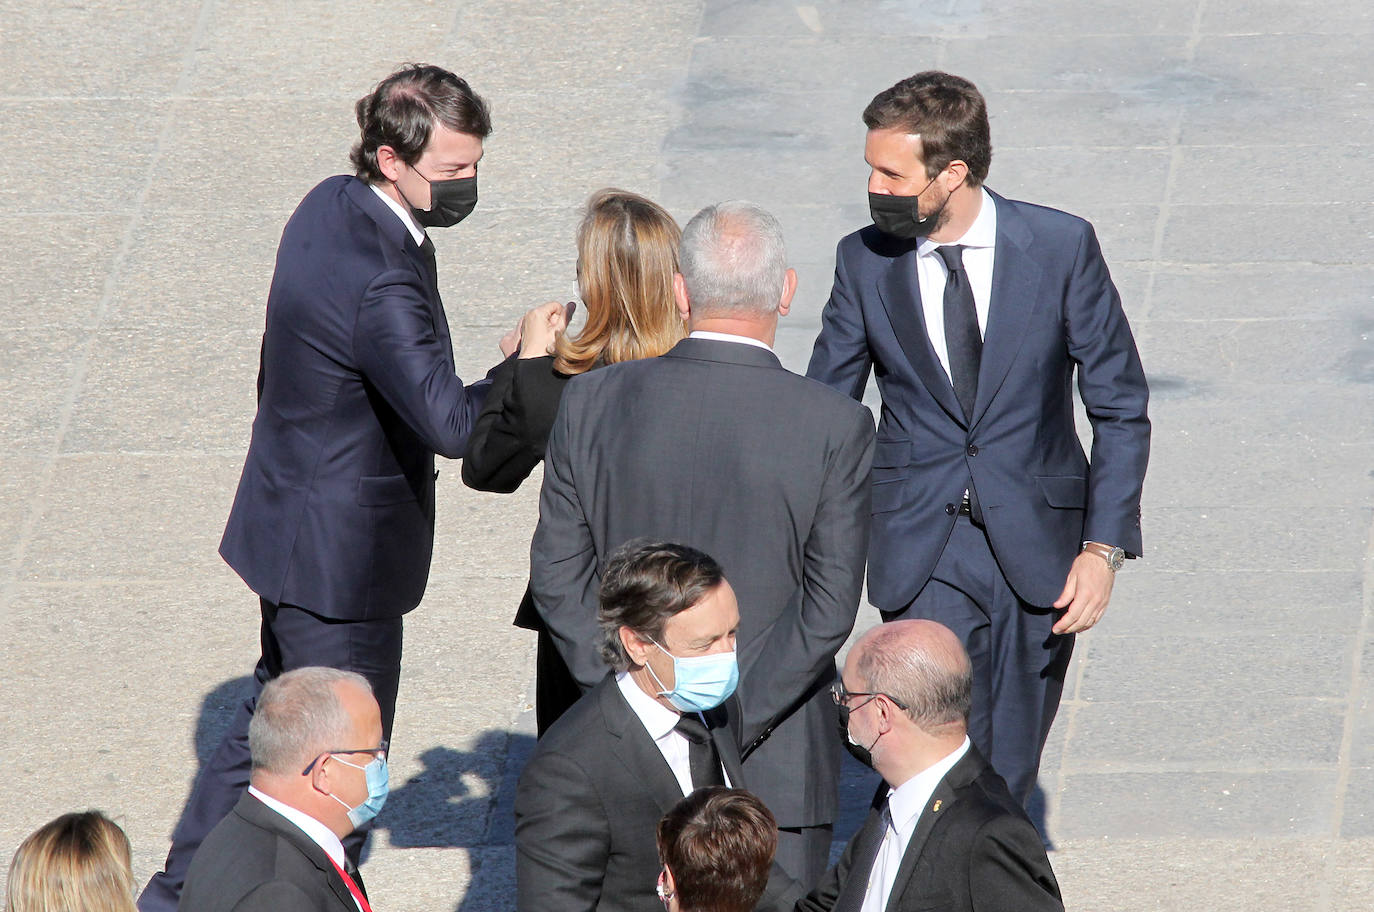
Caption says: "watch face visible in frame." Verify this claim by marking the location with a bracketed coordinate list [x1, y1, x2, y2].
[1108, 548, 1126, 571]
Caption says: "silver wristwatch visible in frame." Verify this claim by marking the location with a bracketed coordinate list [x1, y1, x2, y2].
[1081, 541, 1125, 572]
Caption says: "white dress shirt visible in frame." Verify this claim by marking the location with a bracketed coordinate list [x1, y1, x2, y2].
[859, 737, 972, 912]
[688, 329, 774, 354]
[369, 182, 427, 247]
[246, 786, 363, 912]
[915, 188, 998, 383]
[616, 672, 731, 796]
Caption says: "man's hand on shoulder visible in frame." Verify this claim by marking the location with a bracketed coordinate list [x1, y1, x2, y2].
[1051, 550, 1116, 634]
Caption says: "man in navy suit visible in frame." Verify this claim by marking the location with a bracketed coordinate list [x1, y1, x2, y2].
[141, 64, 556, 911]
[807, 71, 1149, 816]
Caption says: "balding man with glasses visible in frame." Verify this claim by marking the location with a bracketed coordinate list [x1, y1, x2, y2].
[180, 668, 389, 912]
[802, 620, 1061, 912]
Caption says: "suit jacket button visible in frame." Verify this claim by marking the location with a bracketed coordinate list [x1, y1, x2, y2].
[945, 503, 956, 515]
[967, 444, 979, 456]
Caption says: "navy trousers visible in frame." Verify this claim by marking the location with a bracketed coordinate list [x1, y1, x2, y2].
[886, 515, 1073, 809]
[138, 599, 403, 912]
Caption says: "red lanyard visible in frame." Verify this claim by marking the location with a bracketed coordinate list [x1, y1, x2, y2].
[326, 855, 374, 912]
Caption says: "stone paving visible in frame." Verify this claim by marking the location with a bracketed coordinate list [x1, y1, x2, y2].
[2, 1, 1372, 910]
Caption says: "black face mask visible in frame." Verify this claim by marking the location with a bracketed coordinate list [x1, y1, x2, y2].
[837, 700, 879, 768]
[868, 173, 955, 240]
[399, 170, 478, 229]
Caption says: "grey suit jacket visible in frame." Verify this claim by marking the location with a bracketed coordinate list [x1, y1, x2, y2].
[797, 747, 1061, 912]
[178, 793, 358, 912]
[515, 676, 801, 912]
[529, 337, 875, 827]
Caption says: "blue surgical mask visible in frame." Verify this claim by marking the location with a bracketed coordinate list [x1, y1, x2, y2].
[329, 755, 390, 829]
[647, 640, 739, 713]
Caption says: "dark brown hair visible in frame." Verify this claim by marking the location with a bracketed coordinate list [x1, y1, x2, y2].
[656, 787, 777, 912]
[862, 71, 992, 185]
[350, 63, 491, 182]
[597, 540, 724, 670]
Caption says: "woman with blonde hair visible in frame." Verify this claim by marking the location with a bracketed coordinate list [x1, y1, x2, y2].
[5, 811, 137, 912]
[463, 187, 685, 732]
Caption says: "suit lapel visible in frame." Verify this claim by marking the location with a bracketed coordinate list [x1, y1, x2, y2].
[970, 193, 1042, 429]
[344, 177, 454, 365]
[883, 748, 987, 912]
[876, 248, 965, 425]
[601, 680, 689, 813]
[236, 794, 357, 911]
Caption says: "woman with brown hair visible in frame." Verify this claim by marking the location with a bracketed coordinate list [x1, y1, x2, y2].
[655, 787, 779, 912]
[462, 187, 685, 732]
[5, 811, 137, 912]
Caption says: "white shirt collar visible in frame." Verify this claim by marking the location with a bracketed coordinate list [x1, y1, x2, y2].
[688, 330, 774, 354]
[917, 187, 997, 257]
[616, 670, 682, 740]
[886, 736, 972, 831]
[369, 182, 427, 247]
[247, 785, 347, 868]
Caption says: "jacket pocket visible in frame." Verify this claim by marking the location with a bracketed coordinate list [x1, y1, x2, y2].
[357, 474, 418, 506]
[1035, 474, 1087, 509]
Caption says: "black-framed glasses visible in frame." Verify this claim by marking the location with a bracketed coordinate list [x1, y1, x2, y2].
[300, 740, 388, 776]
[830, 680, 908, 712]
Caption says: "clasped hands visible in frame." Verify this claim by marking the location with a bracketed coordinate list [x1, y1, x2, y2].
[500, 300, 577, 359]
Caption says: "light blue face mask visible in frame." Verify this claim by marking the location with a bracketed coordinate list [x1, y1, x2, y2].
[647, 640, 740, 713]
[329, 754, 390, 829]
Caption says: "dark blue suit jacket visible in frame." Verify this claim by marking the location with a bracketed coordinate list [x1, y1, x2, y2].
[807, 191, 1149, 610]
[220, 175, 491, 620]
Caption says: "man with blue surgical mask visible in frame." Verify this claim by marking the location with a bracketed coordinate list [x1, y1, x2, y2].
[180, 668, 387, 912]
[515, 540, 803, 912]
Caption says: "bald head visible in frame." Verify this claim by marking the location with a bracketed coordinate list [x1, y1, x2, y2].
[853, 620, 971, 733]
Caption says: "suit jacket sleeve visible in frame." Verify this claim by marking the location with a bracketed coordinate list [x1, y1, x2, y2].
[529, 382, 607, 689]
[794, 810, 868, 912]
[967, 815, 1064, 912]
[462, 354, 569, 492]
[353, 268, 492, 459]
[514, 748, 612, 912]
[740, 405, 875, 750]
[806, 243, 874, 397]
[1064, 223, 1150, 556]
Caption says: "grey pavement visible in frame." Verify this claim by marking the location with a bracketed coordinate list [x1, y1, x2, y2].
[2, 1, 1372, 910]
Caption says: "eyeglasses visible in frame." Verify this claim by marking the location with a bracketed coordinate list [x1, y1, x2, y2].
[830, 680, 908, 712]
[301, 740, 388, 776]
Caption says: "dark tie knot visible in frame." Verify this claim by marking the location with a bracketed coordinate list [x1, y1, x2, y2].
[674, 714, 711, 744]
[935, 244, 966, 274]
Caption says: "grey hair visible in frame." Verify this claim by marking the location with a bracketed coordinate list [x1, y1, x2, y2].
[679, 201, 789, 317]
[855, 627, 971, 730]
[248, 667, 373, 776]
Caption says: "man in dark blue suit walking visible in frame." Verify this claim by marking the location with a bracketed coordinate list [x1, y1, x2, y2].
[807, 72, 1149, 817]
[140, 64, 554, 911]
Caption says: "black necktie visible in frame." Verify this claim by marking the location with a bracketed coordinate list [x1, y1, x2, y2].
[674, 714, 726, 790]
[418, 235, 438, 290]
[936, 244, 981, 422]
[833, 800, 890, 912]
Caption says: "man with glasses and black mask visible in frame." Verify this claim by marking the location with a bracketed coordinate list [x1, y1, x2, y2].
[801, 620, 1061, 912]
[180, 668, 389, 912]
[141, 64, 564, 912]
[807, 71, 1150, 826]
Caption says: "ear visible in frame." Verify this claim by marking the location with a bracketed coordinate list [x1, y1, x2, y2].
[673, 272, 691, 323]
[309, 757, 333, 795]
[777, 267, 797, 317]
[620, 626, 655, 668]
[376, 145, 403, 183]
[944, 159, 969, 192]
[662, 866, 677, 896]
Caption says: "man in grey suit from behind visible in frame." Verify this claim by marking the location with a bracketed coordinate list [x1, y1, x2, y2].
[530, 201, 876, 887]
